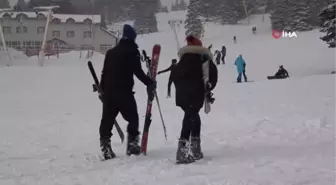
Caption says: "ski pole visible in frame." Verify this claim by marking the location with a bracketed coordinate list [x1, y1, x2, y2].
[154, 91, 167, 140]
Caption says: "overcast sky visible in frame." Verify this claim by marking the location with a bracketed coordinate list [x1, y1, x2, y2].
[8, 0, 178, 7]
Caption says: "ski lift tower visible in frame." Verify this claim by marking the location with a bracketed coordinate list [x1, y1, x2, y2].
[168, 19, 184, 51]
[33, 6, 59, 66]
[0, 8, 13, 66]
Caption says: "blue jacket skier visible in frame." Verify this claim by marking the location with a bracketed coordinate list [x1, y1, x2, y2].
[99, 24, 156, 160]
[234, 54, 247, 82]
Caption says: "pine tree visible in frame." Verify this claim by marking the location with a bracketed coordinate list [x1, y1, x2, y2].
[171, 0, 178, 11]
[307, 0, 330, 26]
[180, 0, 187, 10]
[14, 0, 27, 11]
[219, 0, 241, 24]
[53, 0, 75, 14]
[0, 0, 10, 8]
[157, 0, 168, 12]
[270, 0, 313, 31]
[199, 0, 221, 20]
[270, 0, 289, 30]
[319, 0, 336, 48]
[265, 0, 276, 13]
[185, 0, 203, 38]
[288, 0, 313, 31]
[133, 0, 158, 34]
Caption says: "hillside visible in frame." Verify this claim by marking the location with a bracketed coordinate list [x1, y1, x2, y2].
[0, 10, 335, 185]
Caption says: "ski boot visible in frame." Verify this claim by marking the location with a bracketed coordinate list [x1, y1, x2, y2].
[100, 138, 116, 160]
[190, 137, 203, 160]
[126, 134, 141, 156]
[176, 139, 195, 164]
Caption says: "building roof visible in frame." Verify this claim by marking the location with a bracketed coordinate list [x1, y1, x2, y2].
[0, 11, 101, 23]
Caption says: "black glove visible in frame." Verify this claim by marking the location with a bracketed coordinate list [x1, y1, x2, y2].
[205, 82, 212, 91]
[98, 92, 104, 102]
[167, 91, 171, 98]
[206, 92, 215, 104]
[157, 71, 162, 75]
[147, 81, 156, 101]
[93, 84, 98, 92]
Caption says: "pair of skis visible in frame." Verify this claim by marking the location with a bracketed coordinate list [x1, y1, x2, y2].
[87, 61, 125, 143]
[87, 44, 167, 155]
[141, 45, 167, 155]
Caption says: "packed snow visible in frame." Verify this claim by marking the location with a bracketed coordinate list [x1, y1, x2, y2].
[0, 11, 335, 185]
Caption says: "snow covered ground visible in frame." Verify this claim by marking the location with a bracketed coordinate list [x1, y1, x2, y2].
[0, 12, 335, 185]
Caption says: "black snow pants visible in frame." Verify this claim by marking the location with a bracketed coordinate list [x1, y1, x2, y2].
[221, 55, 225, 64]
[180, 106, 201, 140]
[100, 92, 139, 139]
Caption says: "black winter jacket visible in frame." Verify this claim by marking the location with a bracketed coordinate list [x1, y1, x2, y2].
[100, 39, 153, 96]
[171, 45, 218, 110]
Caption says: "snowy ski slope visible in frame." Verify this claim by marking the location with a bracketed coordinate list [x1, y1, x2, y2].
[0, 11, 335, 185]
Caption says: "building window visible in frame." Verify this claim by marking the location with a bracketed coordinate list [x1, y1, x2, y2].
[100, 44, 112, 53]
[52, 31, 60, 38]
[67, 31, 75, 38]
[23, 26, 27, 33]
[16, 27, 21, 33]
[83, 31, 92, 38]
[37, 27, 45, 34]
[33, 41, 42, 49]
[3, 27, 11, 34]
[52, 18, 61, 24]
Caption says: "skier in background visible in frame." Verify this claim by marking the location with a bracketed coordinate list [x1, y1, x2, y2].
[234, 54, 247, 83]
[171, 35, 218, 164]
[208, 44, 213, 51]
[158, 59, 177, 97]
[99, 24, 156, 160]
[214, 50, 221, 65]
[252, 26, 257, 34]
[221, 45, 226, 64]
[233, 36, 237, 44]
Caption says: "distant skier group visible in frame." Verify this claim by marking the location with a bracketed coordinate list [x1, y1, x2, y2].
[94, 24, 290, 164]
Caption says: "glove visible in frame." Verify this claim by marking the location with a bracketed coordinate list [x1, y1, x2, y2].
[206, 92, 215, 104]
[158, 71, 162, 75]
[205, 82, 212, 91]
[167, 91, 171, 98]
[147, 81, 156, 101]
[98, 92, 104, 102]
[93, 84, 98, 92]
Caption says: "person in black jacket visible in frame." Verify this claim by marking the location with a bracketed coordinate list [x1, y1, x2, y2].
[171, 35, 218, 164]
[221, 46, 226, 64]
[158, 59, 177, 97]
[99, 24, 156, 160]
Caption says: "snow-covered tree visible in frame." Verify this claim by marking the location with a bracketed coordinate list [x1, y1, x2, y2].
[199, 0, 222, 20]
[289, 0, 313, 31]
[0, 0, 10, 8]
[219, 0, 241, 24]
[318, 0, 336, 48]
[157, 0, 168, 12]
[270, 0, 313, 31]
[14, 0, 27, 11]
[307, 0, 330, 26]
[185, 0, 203, 38]
[132, 0, 158, 34]
[133, 12, 158, 34]
[171, 0, 187, 11]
